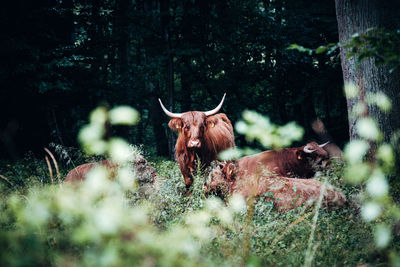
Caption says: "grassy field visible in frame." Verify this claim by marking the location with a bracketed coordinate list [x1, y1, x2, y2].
[0, 145, 383, 267]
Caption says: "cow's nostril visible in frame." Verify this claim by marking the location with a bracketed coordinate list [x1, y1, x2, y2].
[188, 140, 201, 148]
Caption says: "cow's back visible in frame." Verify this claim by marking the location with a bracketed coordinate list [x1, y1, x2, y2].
[64, 160, 118, 183]
[236, 150, 278, 177]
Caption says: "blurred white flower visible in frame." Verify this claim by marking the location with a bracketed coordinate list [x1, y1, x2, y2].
[129, 207, 148, 225]
[108, 138, 134, 163]
[192, 225, 213, 241]
[235, 121, 248, 134]
[344, 139, 369, 164]
[366, 169, 388, 197]
[344, 163, 370, 184]
[344, 82, 358, 98]
[89, 106, 108, 125]
[57, 189, 78, 213]
[368, 92, 392, 112]
[84, 166, 110, 196]
[205, 197, 223, 213]
[78, 124, 104, 144]
[374, 224, 391, 248]
[186, 211, 211, 227]
[218, 147, 241, 160]
[356, 117, 380, 141]
[277, 122, 304, 143]
[85, 140, 108, 155]
[377, 144, 395, 166]
[24, 199, 50, 226]
[94, 198, 122, 234]
[218, 207, 232, 224]
[117, 165, 136, 190]
[99, 247, 118, 266]
[228, 194, 247, 213]
[109, 106, 139, 125]
[361, 202, 381, 222]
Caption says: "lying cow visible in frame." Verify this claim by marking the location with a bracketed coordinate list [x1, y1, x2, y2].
[64, 155, 158, 195]
[159, 94, 235, 189]
[235, 141, 330, 179]
[204, 161, 347, 212]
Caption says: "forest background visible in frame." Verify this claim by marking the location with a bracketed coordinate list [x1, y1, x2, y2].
[0, 0, 348, 161]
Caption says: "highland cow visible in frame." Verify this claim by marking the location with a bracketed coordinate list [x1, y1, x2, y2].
[159, 94, 235, 189]
[235, 141, 330, 179]
[204, 161, 347, 212]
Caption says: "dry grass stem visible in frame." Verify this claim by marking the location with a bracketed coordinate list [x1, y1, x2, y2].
[45, 156, 54, 183]
[0, 174, 15, 187]
[44, 147, 61, 183]
[303, 179, 327, 267]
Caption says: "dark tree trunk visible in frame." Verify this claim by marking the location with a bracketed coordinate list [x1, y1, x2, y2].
[116, 0, 130, 75]
[160, 0, 176, 160]
[335, 0, 400, 142]
[275, 0, 287, 123]
[149, 81, 169, 157]
[180, 59, 193, 111]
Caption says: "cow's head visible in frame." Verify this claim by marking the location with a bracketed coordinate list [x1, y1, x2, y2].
[159, 94, 226, 149]
[296, 141, 330, 168]
[204, 161, 235, 196]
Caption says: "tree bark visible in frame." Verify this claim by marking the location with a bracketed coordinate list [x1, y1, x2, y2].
[335, 0, 400, 142]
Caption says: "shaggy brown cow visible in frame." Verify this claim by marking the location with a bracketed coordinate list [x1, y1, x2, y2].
[159, 94, 235, 189]
[235, 141, 330, 179]
[204, 161, 347, 212]
[64, 155, 158, 192]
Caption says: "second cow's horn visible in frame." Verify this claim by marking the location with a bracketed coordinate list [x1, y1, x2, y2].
[318, 141, 330, 148]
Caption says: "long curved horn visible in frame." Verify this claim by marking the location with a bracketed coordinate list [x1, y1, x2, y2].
[303, 145, 316, 153]
[158, 98, 182, 118]
[204, 93, 226, 116]
[318, 141, 330, 148]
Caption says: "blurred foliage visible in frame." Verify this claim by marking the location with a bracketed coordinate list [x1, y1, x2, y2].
[343, 84, 400, 265]
[0, 105, 380, 266]
[220, 110, 303, 160]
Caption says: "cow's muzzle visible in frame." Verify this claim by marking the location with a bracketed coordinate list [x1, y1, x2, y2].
[188, 139, 201, 148]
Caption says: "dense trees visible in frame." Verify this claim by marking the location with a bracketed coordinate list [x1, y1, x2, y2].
[0, 0, 347, 159]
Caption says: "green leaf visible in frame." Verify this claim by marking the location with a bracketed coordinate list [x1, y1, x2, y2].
[315, 46, 327, 54]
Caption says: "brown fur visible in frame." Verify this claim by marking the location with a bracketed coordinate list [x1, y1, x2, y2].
[236, 142, 329, 179]
[64, 156, 157, 186]
[205, 161, 347, 213]
[170, 112, 235, 188]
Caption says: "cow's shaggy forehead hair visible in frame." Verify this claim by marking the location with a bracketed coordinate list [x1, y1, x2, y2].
[181, 111, 206, 126]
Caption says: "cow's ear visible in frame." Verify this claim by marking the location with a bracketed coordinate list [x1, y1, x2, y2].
[224, 162, 235, 180]
[206, 116, 219, 128]
[168, 118, 183, 131]
[296, 150, 305, 160]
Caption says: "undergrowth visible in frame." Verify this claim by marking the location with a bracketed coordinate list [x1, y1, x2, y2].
[0, 148, 378, 266]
